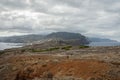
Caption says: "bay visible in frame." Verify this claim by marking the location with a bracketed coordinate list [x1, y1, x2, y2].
[0, 42, 23, 50]
[89, 42, 120, 46]
[0, 42, 120, 50]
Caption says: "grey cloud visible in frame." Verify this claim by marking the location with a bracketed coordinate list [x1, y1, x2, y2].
[0, 0, 29, 10]
[0, 0, 120, 41]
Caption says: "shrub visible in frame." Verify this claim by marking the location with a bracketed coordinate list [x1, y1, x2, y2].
[61, 46, 72, 50]
[21, 49, 26, 52]
[79, 45, 89, 49]
[43, 72, 53, 79]
[0, 51, 5, 55]
[31, 49, 45, 52]
[31, 47, 60, 52]
[46, 47, 60, 51]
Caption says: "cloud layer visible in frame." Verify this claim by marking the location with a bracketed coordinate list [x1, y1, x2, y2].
[0, 0, 120, 41]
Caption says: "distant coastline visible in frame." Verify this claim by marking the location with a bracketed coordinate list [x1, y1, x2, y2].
[89, 42, 120, 46]
[0, 42, 23, 50]
[0, 42, 120, 50]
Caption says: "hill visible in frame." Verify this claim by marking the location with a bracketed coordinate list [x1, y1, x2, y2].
[46, 32, 86, 40]
[0, 32, 118, 47]
[45, 32, 89, 46]
[0, 32, 89, 46]
[0, 34, 44, 43]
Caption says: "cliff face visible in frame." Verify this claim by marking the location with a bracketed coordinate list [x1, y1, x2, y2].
[45, 32, 89, 46]
[46, 32, 87, 40]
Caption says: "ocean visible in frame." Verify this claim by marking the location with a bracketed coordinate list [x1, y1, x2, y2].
[89, 42, 120, 46]
[0, 42, 120, 50]
[0, 42, 23, 50]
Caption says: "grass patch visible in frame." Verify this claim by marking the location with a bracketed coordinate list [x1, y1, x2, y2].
[21, 49, 26, 52]
[46, 47, 60, 51]
[31, 47, 60, 52]
[31, 49, 45, 52]
[79, 45, 89, 49]
[0, 51, 5, 55]
[61, 46, 72, 50]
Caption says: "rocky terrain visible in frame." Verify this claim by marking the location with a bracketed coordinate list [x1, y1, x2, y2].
[0, 32, 119, 80]
[0, 45, 120, 80]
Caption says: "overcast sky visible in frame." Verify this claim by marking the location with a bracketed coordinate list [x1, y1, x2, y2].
[0, 0, 120, 41]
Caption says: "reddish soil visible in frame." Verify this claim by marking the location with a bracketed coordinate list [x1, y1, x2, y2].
[0, 46, 120, 80]
[0, 54, 119, 80]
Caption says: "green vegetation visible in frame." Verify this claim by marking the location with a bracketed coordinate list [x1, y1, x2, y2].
[46, 47, 60, 51]
[21, 49, 26, 53]
[79, 45, 89, 49]
[61, 46, 72, 50]
[31, 46, 73, 52]
[31, 47, 60, 52]
[31, 49, 45, 52]
[0, 51, 5, 55]
[26, 45, 90, 53]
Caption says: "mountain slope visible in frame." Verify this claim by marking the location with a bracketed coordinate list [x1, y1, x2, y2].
[0, 34, 44, 43]
[45, 32, 89, 45]
[0, 32, 89, 46]
[46, 32, 86, 40]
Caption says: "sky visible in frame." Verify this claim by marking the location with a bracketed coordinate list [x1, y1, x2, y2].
[0, 0, 120, 41]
